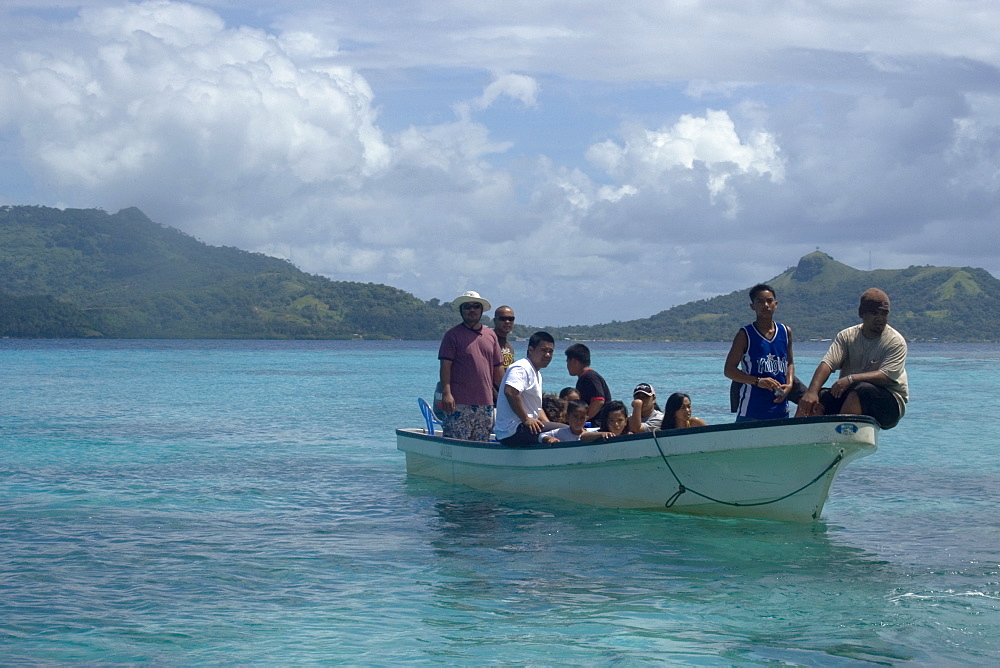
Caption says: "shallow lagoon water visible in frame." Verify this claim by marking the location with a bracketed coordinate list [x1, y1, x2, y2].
[2, 339, 998, 664]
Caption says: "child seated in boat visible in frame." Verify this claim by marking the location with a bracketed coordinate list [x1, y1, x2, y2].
[661, 393, 708, 429]
[590, 400, 632, 439]
[540, 400, 635, 443]
[558, 387, 580, 402]
[628, 382, 664, 432]
[542, 393, 568, 424]
[539, 400, 591, 443]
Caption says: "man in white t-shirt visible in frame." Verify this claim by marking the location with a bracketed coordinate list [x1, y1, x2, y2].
[495, 331, 566, 446]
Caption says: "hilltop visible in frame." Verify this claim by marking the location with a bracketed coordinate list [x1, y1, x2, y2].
[2, 206, 998, 341]
[545, 251, 1000, 342]
[0, 206, 457, 339]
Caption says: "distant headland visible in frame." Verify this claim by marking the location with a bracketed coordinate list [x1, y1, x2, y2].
[2, 205, 997, 341]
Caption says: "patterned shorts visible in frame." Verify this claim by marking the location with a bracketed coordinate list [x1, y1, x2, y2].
[442, 404, 495, 442]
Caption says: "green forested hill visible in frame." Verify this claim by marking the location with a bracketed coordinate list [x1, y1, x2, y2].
[2, 206, 998, 340]
[545, 251, 1000, 342]
[1, 205, 457, 338]
[0, 292, 94, 338]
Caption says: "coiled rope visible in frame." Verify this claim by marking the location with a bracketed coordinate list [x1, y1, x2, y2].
[651, 432, 844, 508]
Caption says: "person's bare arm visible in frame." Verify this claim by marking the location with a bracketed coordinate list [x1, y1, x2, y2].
[832, 369, 890, 395]
[493, 364, 504, 391]
[777, 326, 795, 403]
[504, 384, 544, 434]
[797, 362, 834, 416]
[580, 430, 614, 441]
[439, 359, 455, 414]
[724, 329, 764, 387]
[629, 399, 644, 434]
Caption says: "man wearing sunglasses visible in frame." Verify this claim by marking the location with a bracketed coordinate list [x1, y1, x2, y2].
[493, 305, 516, 377]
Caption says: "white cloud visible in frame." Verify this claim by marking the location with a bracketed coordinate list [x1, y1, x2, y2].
[597, 184, 637, 203]
[586, 109, 784, 212]
[948, 93, 1000, 195]
[474, 72, 539, 110]
[77, 0, 224, 47]
[2, 0, 1000, 327]
[263, 1, 1000, 81]
[6, 0, 389, 200]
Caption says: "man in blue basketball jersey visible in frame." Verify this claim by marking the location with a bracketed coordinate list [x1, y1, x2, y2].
[724, 284, 795, 421]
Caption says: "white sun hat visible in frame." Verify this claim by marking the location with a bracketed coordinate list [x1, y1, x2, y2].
[452, 291, 492, 312]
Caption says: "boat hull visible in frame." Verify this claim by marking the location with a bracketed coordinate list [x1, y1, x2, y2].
[397, 416, 878, 522]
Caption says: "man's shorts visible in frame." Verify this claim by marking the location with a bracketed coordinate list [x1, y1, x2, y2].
[499, 420, 569, 447]
[441, 404, 494, 441]
[499, 423, 542, 447]
[818, 381, 901, 429]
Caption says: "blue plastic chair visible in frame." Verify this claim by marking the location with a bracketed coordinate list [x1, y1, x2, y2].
[418, 397, 442, 435]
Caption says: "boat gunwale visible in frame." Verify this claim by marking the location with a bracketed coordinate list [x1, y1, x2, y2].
[396, 414, 880, 450]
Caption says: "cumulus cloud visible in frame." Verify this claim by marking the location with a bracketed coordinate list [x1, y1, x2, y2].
[586, 109, 784, 211]
[5, 2, 388, 211]
[567, 113, 784, 253]
[2, 0, 1000, 326]
[473, 72, 539, 110]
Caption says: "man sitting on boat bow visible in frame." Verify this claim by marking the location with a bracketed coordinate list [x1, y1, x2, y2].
[795, 288, 909, 429]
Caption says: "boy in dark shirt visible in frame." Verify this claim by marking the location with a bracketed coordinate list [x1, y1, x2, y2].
[564, 343, 611, 428]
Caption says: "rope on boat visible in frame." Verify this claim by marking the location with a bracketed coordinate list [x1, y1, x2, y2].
[651, 432, 844, 508]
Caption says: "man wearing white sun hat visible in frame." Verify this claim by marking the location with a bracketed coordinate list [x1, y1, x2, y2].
[437, 291, 504, 441]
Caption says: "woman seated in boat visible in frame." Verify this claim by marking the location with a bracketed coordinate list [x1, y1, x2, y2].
[661, 393, 708, 430]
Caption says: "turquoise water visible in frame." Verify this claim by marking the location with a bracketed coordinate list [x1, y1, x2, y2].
[2, 339, 998, 664]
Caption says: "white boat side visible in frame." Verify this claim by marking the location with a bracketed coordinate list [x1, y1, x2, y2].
[396, 416, 879, 522]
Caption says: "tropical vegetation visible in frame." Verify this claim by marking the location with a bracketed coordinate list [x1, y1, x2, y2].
[2, 205, 997, 341]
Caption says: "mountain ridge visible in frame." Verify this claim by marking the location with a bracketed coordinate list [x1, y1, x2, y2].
[541, 251, 1000, 342]
[1, 205, 457, 339]
[2, 205, 997, 341]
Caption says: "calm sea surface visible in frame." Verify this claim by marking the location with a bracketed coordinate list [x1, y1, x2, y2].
[2, 339, 998, 664]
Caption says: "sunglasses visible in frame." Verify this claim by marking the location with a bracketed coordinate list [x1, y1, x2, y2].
[495, 316, 515, 322]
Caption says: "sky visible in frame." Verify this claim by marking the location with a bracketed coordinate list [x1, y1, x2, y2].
[2, 1, 1000, 326]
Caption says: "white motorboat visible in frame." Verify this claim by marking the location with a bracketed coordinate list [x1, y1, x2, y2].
[396, 416, 878, 522]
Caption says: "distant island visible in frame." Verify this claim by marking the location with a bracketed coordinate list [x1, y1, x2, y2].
[2, 205, 998, 341]
[545, 250, 1000, 343]
[0, 206, 456, 339]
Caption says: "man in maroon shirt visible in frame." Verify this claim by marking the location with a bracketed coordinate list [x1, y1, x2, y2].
[438, 291, 504, 441]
